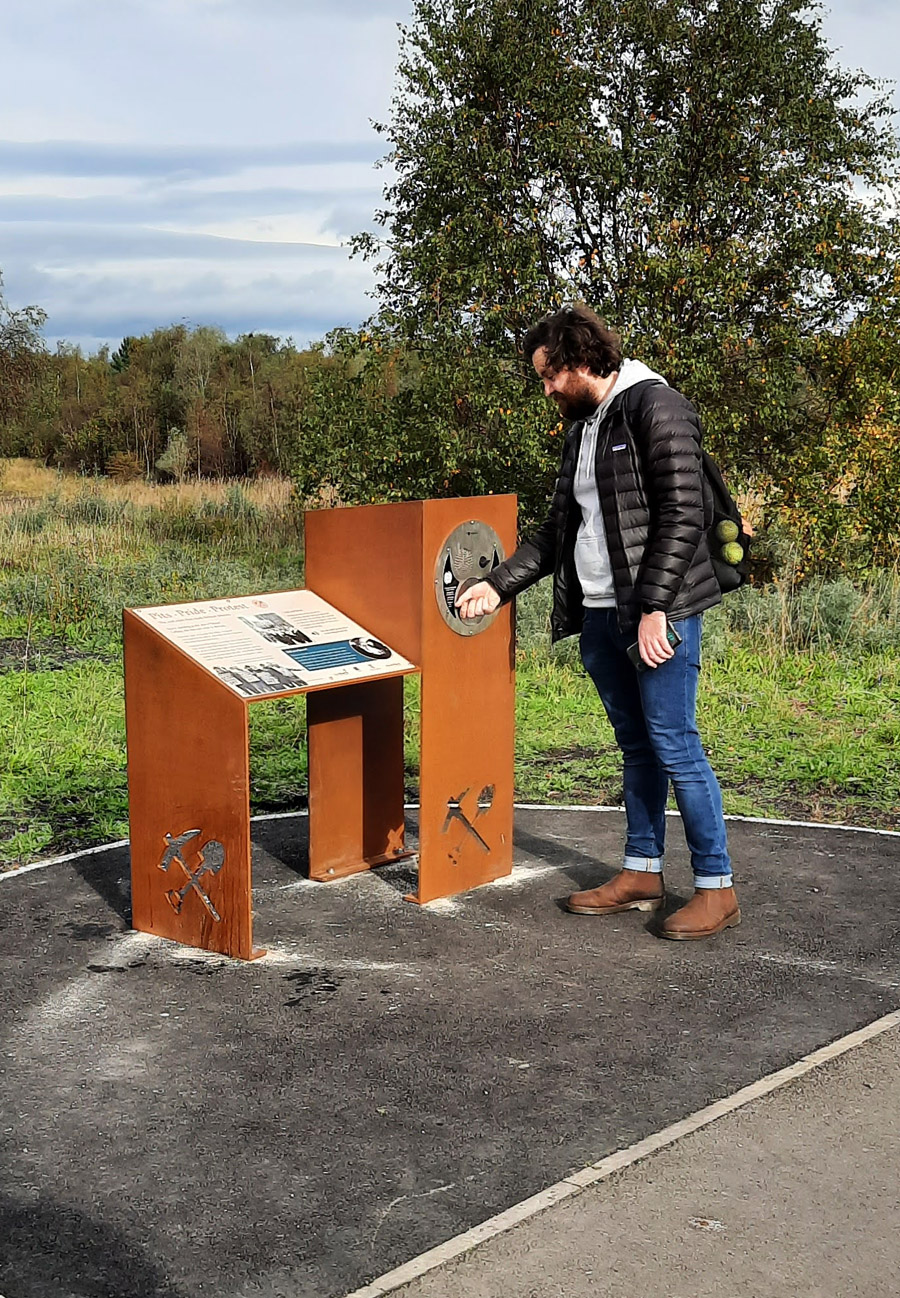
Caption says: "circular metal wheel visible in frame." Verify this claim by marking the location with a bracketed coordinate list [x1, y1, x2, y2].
[434, 520, 505, 636]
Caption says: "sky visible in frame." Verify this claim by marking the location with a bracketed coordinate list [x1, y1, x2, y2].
[1, 0, 897, 354]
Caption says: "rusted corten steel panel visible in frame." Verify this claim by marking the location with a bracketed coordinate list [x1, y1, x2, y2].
[127, 493, 517, 958]
[123, 609, 259, 960]
[308, 675, 407, 882]
[305, 500, 424, 664]
[126, 605, 413, 958]
[418, 497, 517, 904]
[304, 494, 517, 905]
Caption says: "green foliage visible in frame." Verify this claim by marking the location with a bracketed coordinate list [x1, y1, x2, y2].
[155, 426, 193, 481]
[249, 698, 309, 810]
[0, 322, 327, 484]
[764, 300, 900, 570]
[109, 336, 135, 373]
[352, 0, 900, 558]
[288, 327, 560, 528]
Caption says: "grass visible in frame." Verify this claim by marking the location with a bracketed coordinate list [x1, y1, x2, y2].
[0, 460, 303, 653]
[515, 579, 900, 825]
[513, 638, 900, 826]
[1, 458, 898, 867]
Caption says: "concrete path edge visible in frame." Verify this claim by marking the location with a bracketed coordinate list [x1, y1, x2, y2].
[340, 1007, 900, 1298]
[1, 803, 898, 886]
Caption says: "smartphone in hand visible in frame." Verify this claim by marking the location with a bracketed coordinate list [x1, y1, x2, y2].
[626, 620, 683, 672]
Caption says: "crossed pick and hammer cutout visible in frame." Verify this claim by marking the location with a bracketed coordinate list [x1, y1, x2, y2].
[158, 829, 225, 921]
[441, 785, 495, 853]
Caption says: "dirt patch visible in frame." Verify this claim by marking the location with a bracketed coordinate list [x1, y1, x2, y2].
[0, 638, 111, 674]
[722, 776, 900, 832]
[518, 766, 900, 833]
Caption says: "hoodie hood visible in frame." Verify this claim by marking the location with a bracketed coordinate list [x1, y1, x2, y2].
[570, 358, 668, 612]
[594, 357, 667, 424]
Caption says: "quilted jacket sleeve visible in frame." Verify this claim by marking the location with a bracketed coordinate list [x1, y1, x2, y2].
[484, 430, 576, 601]
[485, 502, 557, 602]
[633, 384, 707, 612]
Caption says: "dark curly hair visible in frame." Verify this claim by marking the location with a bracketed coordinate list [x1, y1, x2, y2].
[522, 305, 622, 378]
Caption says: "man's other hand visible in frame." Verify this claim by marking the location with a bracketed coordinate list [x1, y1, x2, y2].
[455, 581, 501, 619]
[637, 610, 674, 668]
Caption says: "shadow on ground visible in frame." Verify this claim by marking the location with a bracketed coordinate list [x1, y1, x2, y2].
[0, 1193, 186, 1298]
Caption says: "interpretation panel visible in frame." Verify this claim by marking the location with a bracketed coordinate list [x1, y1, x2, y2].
[125, 590, 417, 959]
[130, 589, 414, 700]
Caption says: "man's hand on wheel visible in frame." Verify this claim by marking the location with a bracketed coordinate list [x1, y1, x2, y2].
[455, 581, 501, 620]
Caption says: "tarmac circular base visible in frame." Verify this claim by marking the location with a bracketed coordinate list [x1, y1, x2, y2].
[2, 808, 899, 1298]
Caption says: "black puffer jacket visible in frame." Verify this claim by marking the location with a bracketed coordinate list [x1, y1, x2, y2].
[487, 379, 721, 641]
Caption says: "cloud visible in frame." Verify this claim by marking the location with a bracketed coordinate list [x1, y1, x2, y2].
[2, 0, 407, 148]
[0, 141, 383, 182]
[1, 223, 351, 263]
[0, 0, 405, 351]
[2, 204, 377, 350]
[205, 0, 410, 13]
[0, 187, 381, 233]
[83, 0, 410, 18]
[9, 252, 375, 350]
[819, 2, 900, 92]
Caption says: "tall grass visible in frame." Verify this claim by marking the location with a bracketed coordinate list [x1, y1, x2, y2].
[0, 480, 299, 551]
[0, 457, 292, 512]
[710, 570, 900, 654]
[0, 463, 303, 647]
[516, 568, 900, 659]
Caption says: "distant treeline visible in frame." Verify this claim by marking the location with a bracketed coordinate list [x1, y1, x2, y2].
[0, 314, 565, 531]
[0, 323, 325, 482]
[3, 311, 900, 575]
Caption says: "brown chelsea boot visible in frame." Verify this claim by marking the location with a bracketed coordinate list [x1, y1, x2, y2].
[566, 868, 665, 916]
[659, 887, 741, 940]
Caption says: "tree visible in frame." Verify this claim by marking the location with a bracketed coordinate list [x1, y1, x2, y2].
[0, 270, 47, 429]
[355, 0, 900, 479]
[774, 267, 900, 570]
[110, 336, 136, 373]
[286, 327, 560, 527]
[155, 427, 194, 482]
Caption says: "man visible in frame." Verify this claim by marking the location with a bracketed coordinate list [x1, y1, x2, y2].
[456, 304, 739, 939]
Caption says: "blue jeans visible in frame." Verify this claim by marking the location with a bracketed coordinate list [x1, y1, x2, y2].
[579, 608, 732, 888]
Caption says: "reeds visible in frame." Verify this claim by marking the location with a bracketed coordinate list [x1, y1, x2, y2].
[515, 559, 900, 659]
[0, 461, 303, 643]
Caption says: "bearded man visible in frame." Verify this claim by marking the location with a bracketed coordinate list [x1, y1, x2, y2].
[457, 304, 739, 939]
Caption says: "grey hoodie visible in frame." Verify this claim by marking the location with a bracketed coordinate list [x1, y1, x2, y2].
[573, 358, 668, 608]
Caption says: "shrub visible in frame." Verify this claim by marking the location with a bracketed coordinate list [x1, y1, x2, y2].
[106, 451, 143, 482]
[155, 427, 193, 482]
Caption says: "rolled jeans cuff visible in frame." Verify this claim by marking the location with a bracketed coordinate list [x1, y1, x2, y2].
[694, 874, 734, 889]
[624, 855, 663, 875]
